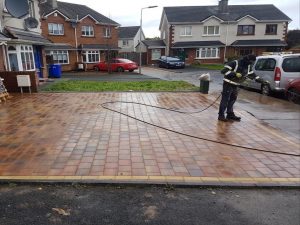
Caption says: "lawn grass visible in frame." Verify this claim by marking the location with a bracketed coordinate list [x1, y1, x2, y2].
[192, 64, 224, 70]
[41, 80, 199, 92]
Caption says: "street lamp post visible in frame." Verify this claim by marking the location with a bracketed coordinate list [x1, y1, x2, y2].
[139, 5, 157, 74]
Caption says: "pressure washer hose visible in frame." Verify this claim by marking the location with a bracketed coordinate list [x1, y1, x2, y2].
[101, 94, 300, 158]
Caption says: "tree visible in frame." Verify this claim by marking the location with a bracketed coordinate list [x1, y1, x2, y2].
[287, 30, 300, 49]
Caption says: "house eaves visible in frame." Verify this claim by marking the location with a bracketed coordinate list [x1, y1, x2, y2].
[236, 15, 259, 22]
[172, 41, 225, 49]
[43, 10, 70, 20]
[79, 14, 99, 23]
[4, 27, 52, 46]
[202, 15, 224, 23]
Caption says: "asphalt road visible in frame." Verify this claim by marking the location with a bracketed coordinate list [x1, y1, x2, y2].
[0, 184, 299, 225]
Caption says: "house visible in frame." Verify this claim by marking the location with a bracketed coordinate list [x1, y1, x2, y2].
[142, 39, 166, 65]
[118, 26, 144, 53]
[159, 0, 291, 64]
[0, 0, 52, 78]
[40, 0, 120, 71]
[118, 26, 148, 64]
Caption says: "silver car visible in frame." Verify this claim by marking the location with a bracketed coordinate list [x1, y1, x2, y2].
[242, 54, 300, 95]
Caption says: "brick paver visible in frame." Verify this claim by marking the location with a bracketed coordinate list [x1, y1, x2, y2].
[0, 93, 299, 186]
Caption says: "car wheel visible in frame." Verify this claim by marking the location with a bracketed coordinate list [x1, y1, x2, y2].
[94, 66, 99, 71]
[129, 69, 134, 72]
[261, 84, 271, 96]
[117, 67, 124, 72]
[287, 88, 300, 104]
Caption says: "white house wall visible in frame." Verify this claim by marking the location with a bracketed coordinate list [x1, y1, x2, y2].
[160, 12, 169, 55]
[118, 39, 135, 52]
[172, 16, 285, 45]
[0, 0, 42, 33]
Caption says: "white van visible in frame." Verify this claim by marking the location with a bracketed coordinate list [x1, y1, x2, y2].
[242, 53, 300, 95]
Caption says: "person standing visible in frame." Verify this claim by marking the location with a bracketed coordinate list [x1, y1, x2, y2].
[218, 54, 266, 122]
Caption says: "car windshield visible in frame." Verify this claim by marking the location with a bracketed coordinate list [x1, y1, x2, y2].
[118, 59, 134, 63]
[167, 57, 181, 62]
[282, 57, 300, 72]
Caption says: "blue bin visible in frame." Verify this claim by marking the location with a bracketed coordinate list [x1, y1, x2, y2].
[49, 64, 62, 78]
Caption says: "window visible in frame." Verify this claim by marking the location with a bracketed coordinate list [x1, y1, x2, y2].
[82, 51, 99, 63]
[151, 49, 161, 60]
[265, 24, 277, 35]
[81, 26, 94, 36]
[282, 58, 300, 72]
[162, 31, 166, 39]
[239, 49, 253, 56]
[255, 59, 276, 71]
[122, 40, 129, 46]
[196, 48, 220, 59]
[103, 27, 111, 37]
[237, 25, 255, 35]
[46, 50, 69, 64]
[180, 26, 192, 36]
[20, 45, 35, 70]
[203, 26, 219, 36]
[48, 23, 64, 35]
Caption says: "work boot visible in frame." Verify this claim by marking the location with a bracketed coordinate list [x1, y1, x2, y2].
[226, 113, 241, 121]
[218, 115, 228, 122]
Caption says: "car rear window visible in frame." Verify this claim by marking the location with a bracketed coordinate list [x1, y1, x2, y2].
[282, 57, 300, 72]
[254, 58, 276, 71]
[167, 57, 180, 62]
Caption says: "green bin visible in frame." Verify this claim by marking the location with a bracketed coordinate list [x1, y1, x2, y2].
[200, 80, 209, 94]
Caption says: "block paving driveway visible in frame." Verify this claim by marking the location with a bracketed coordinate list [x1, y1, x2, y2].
[0, 93, 299, 186]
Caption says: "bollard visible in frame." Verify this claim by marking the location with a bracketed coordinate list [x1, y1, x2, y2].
[199, 73, 210, 94]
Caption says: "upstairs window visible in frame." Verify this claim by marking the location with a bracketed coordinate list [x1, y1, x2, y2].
[237, 25, 255, 35]
[180, 26, 192, 36]
[103, 27, 111, 37]
[122, 40, 129, 46]
[48, 23, 64, 35]
[81, 26, 94, 37]
[265, 24, 277, 35]
[203, 26, 219, 36]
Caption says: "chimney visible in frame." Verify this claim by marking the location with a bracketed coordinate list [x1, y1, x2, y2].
[218, 0, 228, 13]
[48, 0, 57, 9]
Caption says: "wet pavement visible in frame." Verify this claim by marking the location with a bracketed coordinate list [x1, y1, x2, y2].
[0, 92, 299, 186]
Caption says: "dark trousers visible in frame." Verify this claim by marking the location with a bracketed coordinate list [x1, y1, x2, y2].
[218, 82, 238, 116]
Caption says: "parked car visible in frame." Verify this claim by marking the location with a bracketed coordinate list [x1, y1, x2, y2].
[285, 77, 300, 103]
[158, 56, 185, 69]
[241, 53, 300, 95]
[94, 58, 138, 72]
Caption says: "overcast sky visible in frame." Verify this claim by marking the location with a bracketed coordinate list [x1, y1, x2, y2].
[61, 0, 300, 37]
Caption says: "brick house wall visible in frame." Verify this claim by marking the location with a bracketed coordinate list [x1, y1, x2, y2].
[41, 13, 118, 71]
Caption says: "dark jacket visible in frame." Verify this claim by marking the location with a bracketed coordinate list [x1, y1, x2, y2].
[221, 56, 259, 85]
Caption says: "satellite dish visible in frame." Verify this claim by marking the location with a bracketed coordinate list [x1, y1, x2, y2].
[5, 0, 29, 18]
[24, 17, 39, 29]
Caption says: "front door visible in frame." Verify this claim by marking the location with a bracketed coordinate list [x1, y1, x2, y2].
[33, 46, 43, 78]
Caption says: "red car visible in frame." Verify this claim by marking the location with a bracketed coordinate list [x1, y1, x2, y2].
[285, 77, 300, 103]
[94, 58, 138, 72]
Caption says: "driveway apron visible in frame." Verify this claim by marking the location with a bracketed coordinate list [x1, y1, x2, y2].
[0, 93, 299, 186]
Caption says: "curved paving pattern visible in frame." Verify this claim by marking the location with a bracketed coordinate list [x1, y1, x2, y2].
[0, 93, 299, 186]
